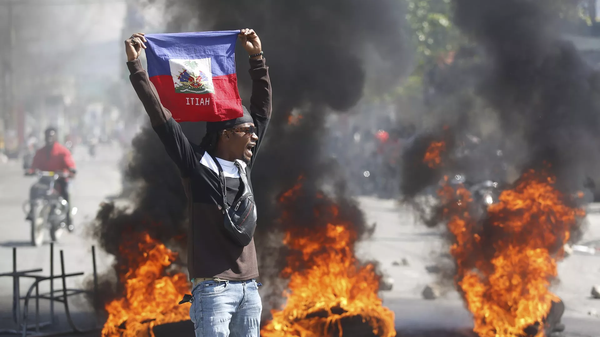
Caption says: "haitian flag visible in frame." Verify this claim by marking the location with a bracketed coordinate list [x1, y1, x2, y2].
[145, 30, 243, 122]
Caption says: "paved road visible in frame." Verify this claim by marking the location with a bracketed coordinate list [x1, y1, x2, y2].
[0, 146, 598, 336]
[356, 197, 600, 336]
[0, 144, 122, 333]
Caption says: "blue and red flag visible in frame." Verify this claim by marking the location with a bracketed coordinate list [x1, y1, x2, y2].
[145, 30, 243, 122]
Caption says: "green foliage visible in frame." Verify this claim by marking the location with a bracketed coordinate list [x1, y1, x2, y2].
[379, 0, 464, 104]
[550, 0, 588, 23]
[394, 0, 588, 100]
[405, 0, 462, 77]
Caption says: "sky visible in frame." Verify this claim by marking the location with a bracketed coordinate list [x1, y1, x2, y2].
[0, 0, 127, 109]
[2, 0, 127, 80]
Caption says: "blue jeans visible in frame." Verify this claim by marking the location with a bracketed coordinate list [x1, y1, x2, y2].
[189, 279, 262, 337]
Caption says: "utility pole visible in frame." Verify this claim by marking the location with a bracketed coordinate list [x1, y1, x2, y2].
[0, 0, 126, 154]
[8, 1, 14, 136]
[589, 0, 599, 35]
[1, 0, 15, 156]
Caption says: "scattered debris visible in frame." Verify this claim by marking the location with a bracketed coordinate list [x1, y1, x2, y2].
[425, 265, 441, 274]
[392, 258, 409, 267]
[571, 240, 600, 256]
[422, 284, 441, 300]
[563, 244, 573, 258]
[365, 222, 377, 237]
[591, 285, 600, 299]
[588, 309, 598, 318]
[379, 276, 394, 291]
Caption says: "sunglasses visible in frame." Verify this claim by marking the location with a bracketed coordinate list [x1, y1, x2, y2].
[229, 125, 257, 135]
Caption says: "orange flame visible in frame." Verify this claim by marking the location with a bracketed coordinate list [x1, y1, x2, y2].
[262, 180, 396, 337]
[288, 114, 304, 125]
[423, 141, 446, 168]
[438, 170, 585, 337]
[102, 233, 191, 337]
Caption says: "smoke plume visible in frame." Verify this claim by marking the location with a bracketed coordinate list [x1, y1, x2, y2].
[92, 0, 410, 317]
[399, 0, 595, 334]
[90, 125, 188, 303]
[458, 0, 600, 186]
[402, 0, 600, 195]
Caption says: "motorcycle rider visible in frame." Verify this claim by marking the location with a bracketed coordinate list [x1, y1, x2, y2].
[28, 127, 76, 231]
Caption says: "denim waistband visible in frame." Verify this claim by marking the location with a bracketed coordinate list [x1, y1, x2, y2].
[191, 278, 255, 288]
[226, 279, 255, 284]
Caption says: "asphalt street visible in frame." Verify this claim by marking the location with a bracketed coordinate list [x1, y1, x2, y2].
[0, 144, 598, 336]
[357, 198, 600, 336]
[0, 144, 122, 334]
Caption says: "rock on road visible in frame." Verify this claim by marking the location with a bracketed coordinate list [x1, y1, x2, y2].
[0, 143, 598, 336]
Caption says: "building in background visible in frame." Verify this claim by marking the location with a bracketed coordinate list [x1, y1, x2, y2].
[0, 0, 126, 159]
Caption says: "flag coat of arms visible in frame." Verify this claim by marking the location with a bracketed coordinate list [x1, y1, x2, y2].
[145, 30, 243, 122]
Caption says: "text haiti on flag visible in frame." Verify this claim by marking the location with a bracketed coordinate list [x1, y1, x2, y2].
[145, 31, 243, 122]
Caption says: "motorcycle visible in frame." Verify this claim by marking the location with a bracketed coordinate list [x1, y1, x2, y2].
[23, 171, 77, 246]
[449, 173, 500, 218]
[470, 180, 500, 207]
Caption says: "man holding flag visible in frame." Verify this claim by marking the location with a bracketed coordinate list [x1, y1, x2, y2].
[125, 28, 271, 336]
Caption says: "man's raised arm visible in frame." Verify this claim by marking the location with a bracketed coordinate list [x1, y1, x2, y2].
[248, 58, 271, 122]
[239, 29, 272, 123]
[125, 33, 172, 127]
[124, 33, 197, 176]
[238, 28, 271, 169]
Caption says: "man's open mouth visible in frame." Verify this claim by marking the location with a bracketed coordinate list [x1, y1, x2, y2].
[245, 143, 256, 157]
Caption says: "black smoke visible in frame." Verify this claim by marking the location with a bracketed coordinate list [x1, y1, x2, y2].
[169, 0, 410, 314]
[458, 0, 600, 188]
[92, 0, 410, 318]
[90, 125, 189, 304]
[94, 124, 188, 254]
[161, 0, 410, 225]
[399, 0, 594, 332]
[402, 0, 600, 198]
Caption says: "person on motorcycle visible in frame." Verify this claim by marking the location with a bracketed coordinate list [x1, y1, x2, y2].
[28, 127, 76, 231]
